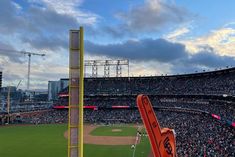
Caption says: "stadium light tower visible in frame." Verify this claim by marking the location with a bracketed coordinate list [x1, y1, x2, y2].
[85, 59, 129, 77]
[0, 48, 45, 90]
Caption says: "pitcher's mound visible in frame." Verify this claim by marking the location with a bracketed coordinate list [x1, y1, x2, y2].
[112, 129, 122, 132]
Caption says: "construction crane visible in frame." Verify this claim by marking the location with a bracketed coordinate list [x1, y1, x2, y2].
[0, 48, 45, 90]
[21, 51, 45, 90]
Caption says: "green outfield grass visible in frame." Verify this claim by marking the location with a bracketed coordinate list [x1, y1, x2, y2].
[90, 125, 137, 136]
[85, 136, 150, 157]
[0, 124, 67, 157]
[0, 124, 150, 157]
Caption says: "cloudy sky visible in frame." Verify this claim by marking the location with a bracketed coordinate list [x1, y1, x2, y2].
[0, 0, 235, 89]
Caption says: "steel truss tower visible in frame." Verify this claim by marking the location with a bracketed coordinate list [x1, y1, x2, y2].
[85, 59, 129, 77]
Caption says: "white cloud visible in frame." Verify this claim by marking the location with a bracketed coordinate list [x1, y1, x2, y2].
[165, 27, 190, 39]
[1, 55, 69, 89]
[163, 21, 235, 58]
[181, 26, 235, 57]
[129, 60, 172, 76]
[12, 1, 22, 10]
[223, 22, 235, 28]
[31, 0, 98, 25]
[1, 57, 28, 86]
[104, 0, 191, 37]
[0, 0, 99, 89]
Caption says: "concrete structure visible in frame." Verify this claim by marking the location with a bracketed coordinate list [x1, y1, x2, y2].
[48, 81, 60, 101]
[48, 79, 69, 101]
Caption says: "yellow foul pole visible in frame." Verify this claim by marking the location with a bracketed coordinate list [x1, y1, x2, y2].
[68, 27, 84, 157]
[78, 26, 84, 157]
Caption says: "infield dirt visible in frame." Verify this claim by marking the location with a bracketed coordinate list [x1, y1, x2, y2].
[64, 125, 140, 145]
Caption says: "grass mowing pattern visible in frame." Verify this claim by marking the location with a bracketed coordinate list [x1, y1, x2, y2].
[90, 126, 137, 136]
[135, 135, 151, 157]
[85, 136, 151, 157]
[0, 124, 67, 157]
[0, 124, 151, 157]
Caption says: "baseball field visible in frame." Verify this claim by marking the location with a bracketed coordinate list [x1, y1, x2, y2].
[0, 124, 151, 157]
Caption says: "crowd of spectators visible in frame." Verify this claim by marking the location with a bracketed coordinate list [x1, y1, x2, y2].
[157, 111, 234, 157]
[154, 98, 235, 121]
[83, 67, 235, 96]
[58, 67, 235, 96]
[19, 110, 67, 124]
[11, 109, 234, 157]
[83, 96, 235, 122]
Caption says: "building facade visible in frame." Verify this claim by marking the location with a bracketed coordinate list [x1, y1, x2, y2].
[48, 79, 69, 101]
